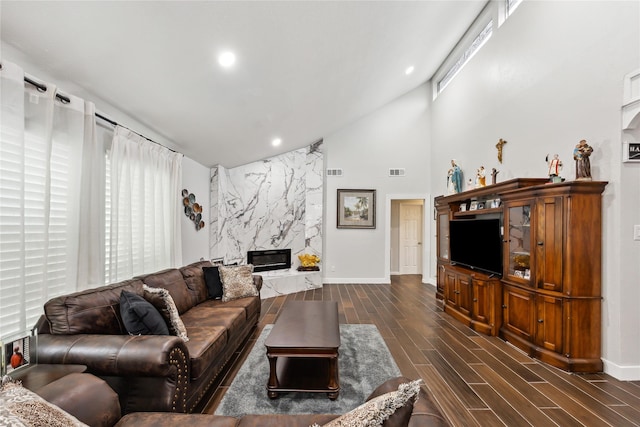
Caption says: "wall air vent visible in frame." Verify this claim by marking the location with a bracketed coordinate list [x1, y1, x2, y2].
[389, 168, 406, 177]
[326, 168, 343, 177]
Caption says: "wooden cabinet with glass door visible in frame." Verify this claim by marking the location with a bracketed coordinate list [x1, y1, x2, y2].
[435, 205, 450, 301]
[500, 181, 607, 372]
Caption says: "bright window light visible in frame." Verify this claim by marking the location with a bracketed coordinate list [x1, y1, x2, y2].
[437, 20, 493, 94]
[507, 0, 523, 16]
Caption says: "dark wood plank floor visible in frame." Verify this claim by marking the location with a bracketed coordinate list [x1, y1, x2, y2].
[202, 275, 640, 426]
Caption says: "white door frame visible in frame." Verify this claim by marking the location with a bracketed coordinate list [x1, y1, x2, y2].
[384, 193, 431, 283]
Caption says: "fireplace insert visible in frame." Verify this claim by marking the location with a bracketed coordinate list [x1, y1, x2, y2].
[247, 249, 291, 272]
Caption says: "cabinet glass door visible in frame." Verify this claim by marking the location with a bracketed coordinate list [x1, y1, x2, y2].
[437, 212, 449, 260]
[505, 202, 533, 284]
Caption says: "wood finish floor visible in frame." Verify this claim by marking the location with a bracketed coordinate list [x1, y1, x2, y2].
[202, 275, 640, 426]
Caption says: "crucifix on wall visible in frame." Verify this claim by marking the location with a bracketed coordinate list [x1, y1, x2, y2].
[496, 138, 507, 163]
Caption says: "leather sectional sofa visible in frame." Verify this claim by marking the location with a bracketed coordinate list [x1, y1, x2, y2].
[33, 260, 262, 414]
[35, 373, 448, 426]
[114, 376, 449, 426]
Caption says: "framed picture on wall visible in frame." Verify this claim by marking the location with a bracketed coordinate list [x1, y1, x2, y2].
[337, 189, 376, 229]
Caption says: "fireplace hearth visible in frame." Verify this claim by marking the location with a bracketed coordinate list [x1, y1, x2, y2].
[247, 249, 292, 272]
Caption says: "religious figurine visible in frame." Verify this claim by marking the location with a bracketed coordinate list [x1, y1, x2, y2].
[475, 166, 486, 188]
[496, 138, 507, 163]
[546, 153, 564, 183]
[446, 169, 456, 195]
[450, 160, 462, 193]
[491, 168, 499, 185]
[573, 139, 593, 180]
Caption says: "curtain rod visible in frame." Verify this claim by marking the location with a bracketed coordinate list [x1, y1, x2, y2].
[0, 63, 178, 154]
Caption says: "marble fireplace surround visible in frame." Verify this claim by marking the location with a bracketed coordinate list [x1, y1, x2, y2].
[209, 142, 323, 298]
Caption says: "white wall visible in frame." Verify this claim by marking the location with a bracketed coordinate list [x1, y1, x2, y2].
[181, 156, 211, 264]
[324, 83, 432, 283]
[430, 1, 640, 379]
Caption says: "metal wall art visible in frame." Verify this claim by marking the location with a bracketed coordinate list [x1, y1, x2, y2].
[182, 189, 205, 231]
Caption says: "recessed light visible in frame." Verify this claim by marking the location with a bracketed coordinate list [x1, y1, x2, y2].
[218, 51, 236, 68]
[405, 66, 415, 75]
[272, 138, 282, 147]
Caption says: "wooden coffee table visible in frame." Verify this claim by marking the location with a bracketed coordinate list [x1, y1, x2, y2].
[265, 301, 340, 400]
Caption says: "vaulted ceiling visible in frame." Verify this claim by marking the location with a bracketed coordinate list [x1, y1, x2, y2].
[1, 1, 487, 167]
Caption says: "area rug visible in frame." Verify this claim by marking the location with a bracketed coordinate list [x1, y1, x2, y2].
[215, 324, 401, 417]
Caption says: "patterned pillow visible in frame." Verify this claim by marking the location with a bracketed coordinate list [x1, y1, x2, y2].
[218, 265, 258, 302]
[143, 285, 189, 342]
[0, 377, 89, 427]
[312, 379, 422, 427]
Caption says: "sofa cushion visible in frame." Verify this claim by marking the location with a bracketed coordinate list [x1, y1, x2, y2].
[36, 373, 121, 427]
[219, 265, 258, 302]
[197, 297, 261, 322]
[180, 306, 247, 341]
[44, 279, 143, 335]
[203, 266, 224, 299]
[139, 269, 194, 314]
[179, 261, 212, 306]
[116, 412, 240, 427]
[143, 285, 189, 341]
[0, 378, 88, 427]
[317, 379, 422, 427]
[238, 414, 338, 427]
[184, 325, 227, 380]
[120, 291, 169, 336]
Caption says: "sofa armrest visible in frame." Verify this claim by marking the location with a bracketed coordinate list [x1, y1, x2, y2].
[37, 334, 189, 412]
[253, 275, 263, 292]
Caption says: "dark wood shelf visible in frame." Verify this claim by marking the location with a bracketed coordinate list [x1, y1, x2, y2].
[454, 207, 502, 217]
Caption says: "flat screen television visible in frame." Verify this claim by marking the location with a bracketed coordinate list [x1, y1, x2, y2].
[449, 218, 503, 276]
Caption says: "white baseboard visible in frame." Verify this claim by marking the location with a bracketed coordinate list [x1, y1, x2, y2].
[323, 277, 390, 284]
[602, 358, 640, 381]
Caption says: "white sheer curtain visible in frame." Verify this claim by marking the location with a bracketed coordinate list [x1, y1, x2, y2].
[106, 126, 182, 282]
[0, 60, 95, 339]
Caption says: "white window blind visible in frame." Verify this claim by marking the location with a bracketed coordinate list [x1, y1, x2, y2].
[0, 62, 84, 339]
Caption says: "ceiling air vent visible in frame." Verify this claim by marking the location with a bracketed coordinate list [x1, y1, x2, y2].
[389, 168, 406, 177]
[326, 168, 343, 177]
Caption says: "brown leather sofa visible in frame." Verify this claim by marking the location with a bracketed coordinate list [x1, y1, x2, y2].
[33, 260, 262, 415]
[114, 376, 449, 427]
[30, 374, 447, 427]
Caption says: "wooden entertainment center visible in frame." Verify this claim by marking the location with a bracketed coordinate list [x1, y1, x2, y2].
[435, 178, 607, 372]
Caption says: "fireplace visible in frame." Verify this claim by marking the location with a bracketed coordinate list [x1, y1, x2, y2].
[247, 249, 292, 272]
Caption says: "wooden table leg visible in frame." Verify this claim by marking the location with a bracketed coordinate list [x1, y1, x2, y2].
[267, 355, 279, 399]
[327, 354, 339, 400]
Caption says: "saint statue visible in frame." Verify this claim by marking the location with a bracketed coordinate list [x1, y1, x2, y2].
[546, 154, 563, 183]
[476, 166, 486, 188]
[450, 160, 462, 193]
[573, 140, 593, 180]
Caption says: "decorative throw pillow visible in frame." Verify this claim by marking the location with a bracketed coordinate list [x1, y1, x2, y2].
[120, 290, 169, 336]
[313, 379, 422, 427]
[0, 378, 89, 427]
[203, 266, 224, 299]
[218, 264, 258, 302]
[143, 285, 189, 342]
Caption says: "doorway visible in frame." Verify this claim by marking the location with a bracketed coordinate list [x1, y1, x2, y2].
[390, 199, 424, 276]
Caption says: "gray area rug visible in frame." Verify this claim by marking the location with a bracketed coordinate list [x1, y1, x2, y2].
[215, 324, 401, 417]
